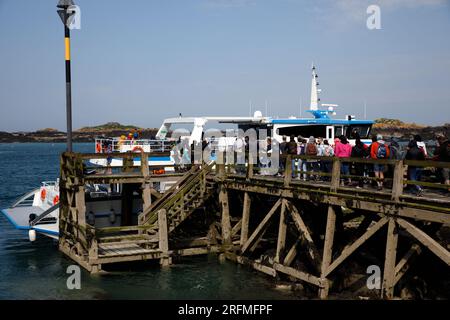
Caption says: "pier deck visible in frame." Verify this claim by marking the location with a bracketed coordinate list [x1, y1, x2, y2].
[59, 152, 450, 299]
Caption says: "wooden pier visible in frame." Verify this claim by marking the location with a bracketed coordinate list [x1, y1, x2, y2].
[59, 152, 450, 299]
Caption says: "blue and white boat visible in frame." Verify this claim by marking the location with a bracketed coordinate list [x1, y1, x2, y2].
[1, 65, 374, 241]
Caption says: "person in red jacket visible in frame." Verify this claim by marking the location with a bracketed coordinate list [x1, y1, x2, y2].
[370, 134, 390, 191]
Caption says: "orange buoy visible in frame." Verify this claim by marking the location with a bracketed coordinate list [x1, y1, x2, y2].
[40, 188, 47, 201]
[53, 195, 59, 205]
[96, 142, 102, 153]
[132, 146, 144, 153]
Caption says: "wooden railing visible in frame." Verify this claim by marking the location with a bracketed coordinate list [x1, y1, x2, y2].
[217, 153, 450, 202]
[139, 162, 215, 227]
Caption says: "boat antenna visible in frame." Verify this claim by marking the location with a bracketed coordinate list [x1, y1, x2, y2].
[265, 100, 268, 116]
[310, 63, 321, 111]
[249, 100, 252, 117]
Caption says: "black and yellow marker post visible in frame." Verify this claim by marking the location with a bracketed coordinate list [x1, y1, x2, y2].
[57, 0, 77, 152]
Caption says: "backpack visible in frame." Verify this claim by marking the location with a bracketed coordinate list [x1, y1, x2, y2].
[324, 146, 334, 157]
[352, 143, 365, 158]
[389, 145, 400, 160]
[376, 143, 387, 159]
[306, 143, 317, 156]
[288, 142, 297, 155]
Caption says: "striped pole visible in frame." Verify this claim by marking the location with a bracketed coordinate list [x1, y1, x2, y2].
[64, 25, 73, 152]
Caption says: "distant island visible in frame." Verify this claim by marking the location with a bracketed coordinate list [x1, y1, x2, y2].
[372, 118, 449, 141]
[0, 122, 158, 143]
[0, 119, 448, 143]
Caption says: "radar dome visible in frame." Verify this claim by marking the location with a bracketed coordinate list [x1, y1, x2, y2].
[253, 110, 263, 118]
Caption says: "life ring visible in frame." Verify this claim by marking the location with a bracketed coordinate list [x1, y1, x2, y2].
[96, 142, 102, 153]
[40, 189, 47, 201]
[152, 169, 165, 175]
[53, 195, 59, 205]
[132, 146, 144, 153]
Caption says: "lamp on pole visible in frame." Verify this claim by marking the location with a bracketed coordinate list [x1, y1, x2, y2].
[57, 0, 77, 152]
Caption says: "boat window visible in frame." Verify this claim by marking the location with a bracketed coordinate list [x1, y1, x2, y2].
[276, 125, 327, 139]
[327, 127, 333, 140]
[238, 124, 271, 139]
[165, 124, 193, 140]
[335, 126, 343, 138]
[347, 125, 372, 139]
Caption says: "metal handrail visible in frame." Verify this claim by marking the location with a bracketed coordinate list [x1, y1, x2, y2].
[30, 203, 60, 226]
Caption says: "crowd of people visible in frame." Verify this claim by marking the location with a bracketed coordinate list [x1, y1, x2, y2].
[98, 129, 450, 196]
[278, 132, 450, 196]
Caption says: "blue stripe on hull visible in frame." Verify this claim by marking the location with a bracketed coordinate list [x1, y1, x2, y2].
[1, 209, 30, 230]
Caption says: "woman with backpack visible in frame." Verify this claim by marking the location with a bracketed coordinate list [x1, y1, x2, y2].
[335, 135, 353, 185]
[351, 135, 369, 188]
[322, 140, 334, 181]
[305, 136, 318, 180]
[370, 134, 390, 191]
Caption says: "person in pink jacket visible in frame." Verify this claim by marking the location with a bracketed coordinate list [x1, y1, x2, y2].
[335, 135, 352, 185]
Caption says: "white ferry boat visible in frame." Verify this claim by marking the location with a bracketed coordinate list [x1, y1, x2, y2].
[1, 65, 374, 241]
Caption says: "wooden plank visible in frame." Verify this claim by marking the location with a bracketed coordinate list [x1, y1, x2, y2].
[330, 158, 341, 192]
[324, 217, 389, 277]
[241, 199, 282, 254]
[158, 208, 171, 266]
[319, 205, 337, 299]
[274, 200, 287, 263]
[142, 183, 152, 212]
[219, 186, 232, 246]
[273, 263, 323, 287]
[240, 192, 251, 247]
[225, 253, 277, 277]
[283, 237, 301, 266]
[394, 244, 422, 286]
[231, 219, 242, 237]
[391, 161, 405, 202]
[284, 155, 292, 187]
[286, 200, 322, 270]
[397, 218, 450, 266]
[382, 218, 399, 299]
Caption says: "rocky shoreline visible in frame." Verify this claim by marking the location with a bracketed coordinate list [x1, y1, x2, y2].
[0, 128, 159, 143]
[0, 121, 448, 143]
[372, 123, 450, 141]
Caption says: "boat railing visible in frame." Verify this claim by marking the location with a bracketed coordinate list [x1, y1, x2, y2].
[95, 138, 175, 153]
[30, 203, 60, 227]
[41, 181, 57, 187]
[11, 188, 40, 208]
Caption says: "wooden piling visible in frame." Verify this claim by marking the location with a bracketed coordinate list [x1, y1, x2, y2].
[158, 208, 171, 266]
[382, 218, 398, 299]
[240, 192, 251, 248]
[319, 205, 337, 299]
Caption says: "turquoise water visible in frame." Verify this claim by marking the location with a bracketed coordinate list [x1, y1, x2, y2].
[0, 143, 295, 300]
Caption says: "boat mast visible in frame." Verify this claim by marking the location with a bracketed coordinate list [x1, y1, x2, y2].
[310, 63, 321, 111]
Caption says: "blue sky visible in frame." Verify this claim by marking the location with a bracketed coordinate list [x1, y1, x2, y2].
[0, 0, 449, 131]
